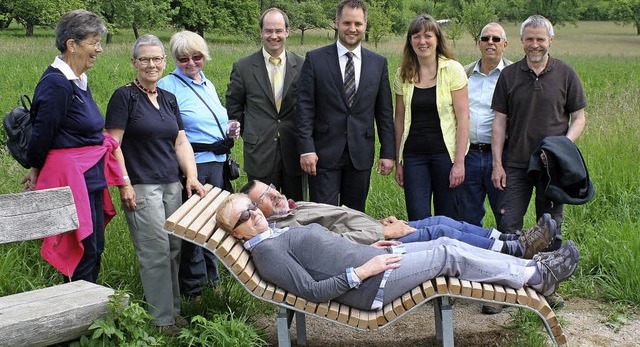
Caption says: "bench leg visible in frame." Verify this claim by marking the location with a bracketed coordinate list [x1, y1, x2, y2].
[434, 297, 454, 347]
[295, 312, 307, 346]
[277, 307, 294, 347]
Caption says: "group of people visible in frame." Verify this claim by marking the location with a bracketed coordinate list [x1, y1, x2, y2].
[22, 0, 587, 336]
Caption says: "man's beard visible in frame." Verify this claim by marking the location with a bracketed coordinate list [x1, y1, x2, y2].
[272, 196, 289, 216]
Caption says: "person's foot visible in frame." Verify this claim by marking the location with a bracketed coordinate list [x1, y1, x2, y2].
[481, 303, 503, 315]
[531, 240, 579, 296]
[519, 213, 557, 259]
[158, 324, 181, 337]
[545, 292, 565, 309]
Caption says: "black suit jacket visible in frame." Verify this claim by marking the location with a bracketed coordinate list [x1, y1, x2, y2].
[296, 43, 394, 170]
[226, 50, 304, 177]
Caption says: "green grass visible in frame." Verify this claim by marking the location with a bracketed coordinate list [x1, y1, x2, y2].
[2, 20, 640, 345]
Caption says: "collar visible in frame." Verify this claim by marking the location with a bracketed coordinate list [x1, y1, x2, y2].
[243, 226, 289, 251]
[336, 41, 362, 60]
[172, 67, 207, 86]
[473, 58, 506, 75]
[52, 56, 87, 90]
[262, 48, 286, 64]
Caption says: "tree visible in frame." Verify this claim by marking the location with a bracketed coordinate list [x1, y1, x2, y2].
[367, 0, 393, 48]
[171, 0, 216, 37]
[526, 0, 579, 26]
[11, 0, 81, 36]
[89, 0, 175, 42]
[444, 18, 465, 47]
[279, 0, 330, 45]
[610, 0, 640, 35]
[461, 0, 497, 43]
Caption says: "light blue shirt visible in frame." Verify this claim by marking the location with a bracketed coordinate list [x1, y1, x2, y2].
[158, 68, 227, 163]
[467, 60, 505, 144]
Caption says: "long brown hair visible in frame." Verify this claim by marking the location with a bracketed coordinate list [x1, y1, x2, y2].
[399, 14, 456, 83]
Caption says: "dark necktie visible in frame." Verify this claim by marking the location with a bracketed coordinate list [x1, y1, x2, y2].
[344, 52, 355, 108]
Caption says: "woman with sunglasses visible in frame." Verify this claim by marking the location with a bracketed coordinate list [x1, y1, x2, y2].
[394, 14, 469, 221]
[105, 34, 205, 335]
[157, 31, 238, 300]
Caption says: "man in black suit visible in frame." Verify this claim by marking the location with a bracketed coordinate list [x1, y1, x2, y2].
[226, 8, 305, 201]
[297, 0, 395, 212]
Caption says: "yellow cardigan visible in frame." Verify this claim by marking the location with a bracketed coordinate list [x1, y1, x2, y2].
[394, 57, 468, 163]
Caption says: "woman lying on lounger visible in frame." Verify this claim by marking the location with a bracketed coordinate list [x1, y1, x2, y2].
[216, 193, 579, 311]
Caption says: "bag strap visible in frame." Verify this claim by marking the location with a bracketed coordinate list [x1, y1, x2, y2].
[125, 84, 140, 125]
[169, 73, 227, 140]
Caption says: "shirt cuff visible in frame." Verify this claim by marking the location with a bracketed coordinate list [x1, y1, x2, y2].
[346, 267, 362, 289]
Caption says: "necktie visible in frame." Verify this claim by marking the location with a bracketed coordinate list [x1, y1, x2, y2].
[269, 56, 283, 111]
[344, 52, 356, 108]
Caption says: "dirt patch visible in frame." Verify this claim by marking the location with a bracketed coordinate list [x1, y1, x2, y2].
[256, 297, 639, 346]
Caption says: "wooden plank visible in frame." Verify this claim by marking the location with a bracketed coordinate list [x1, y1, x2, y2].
[262, 284, 275, 300]
[347, 308, 360, 327]
[552, 324, 564, 336]
[273, 288, 286, 303]
[357, 310, 369, 329]
[411, 286, 425, 305]
[252, 279, 267, 296]
[448, 277, 461, 295]
[366, 311, 378, 329]
[230, 249, 250, 275]
[383, 304, 397, 321]
[537, 294, 553, 316]
[0, 187, 78, 244]
[482, 283, 495, 300]
[246, 272, 261, 291]
[327, 302, 340, 320]
[516, 287, 529, 305]
[556, 333, 567, 346]
[422, 280, 435, 297]
[304, 301, 317, 313]
[185, 189, 228, 239]
[401, 292, 416, 310]
[376, 309, 388, 326]
[206, 228, 227, 250]
[435, 277, 448, 294]
[391, 298, 406, 316]
[214, 235, 237, 258]
[338, 305, 350, 323]
[525, 287, 541, 309]
[194, 215, 217, 244]
[222, 243, 244, 267]
[294, 297, 307, 310]
[165, 184, 212, 232]
[460, 279, 473, 297]
[494, 285, 507, 302]
[238, 261, 255, 283]
[471, 281, 483, 298]
[505, 287, 517, 303]
[0, 280, 118, 347]
[174, 186, 218, 235]
[545, 310, 559, 328]
[285, 293, 297, 306]
[316, 302, 329, 317]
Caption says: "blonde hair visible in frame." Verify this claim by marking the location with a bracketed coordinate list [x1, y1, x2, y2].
[169, 31, 211, 62]
[216, 193, 248, 235]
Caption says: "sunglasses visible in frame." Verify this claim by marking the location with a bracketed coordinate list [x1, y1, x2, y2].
[177, 54, 204, 64]
[258, 183, 276, 203]
[233, 201, 258, 230]
[480, 36, 503, 43]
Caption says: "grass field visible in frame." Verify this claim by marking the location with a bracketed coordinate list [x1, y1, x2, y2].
[1, 20, 639, 345]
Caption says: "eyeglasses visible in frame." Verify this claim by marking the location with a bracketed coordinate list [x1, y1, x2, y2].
[177, 54, 204, 64]
[262, 29, 286, 35]
[233, 201, 259, 230]
[480, 36, 503, 43]
[258, 184, 276, 203]
[136, 56, 165, 66]
[76, 39, 102, 49]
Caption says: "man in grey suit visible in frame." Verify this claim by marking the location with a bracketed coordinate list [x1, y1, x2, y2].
[297, 0, 395, 212]
[226, 8, 305, 201]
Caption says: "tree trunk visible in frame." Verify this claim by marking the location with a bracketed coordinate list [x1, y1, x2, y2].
[106, 32, 113, 44]
[300, 28, 305, 45]
[132, 24, 139, 39]
[25, 23, 34, 37]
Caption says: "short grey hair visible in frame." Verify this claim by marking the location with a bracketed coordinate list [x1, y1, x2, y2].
[55, 9, 107, 53]
[132, 34, 165, 58]
[520, 15, 554, 38]
[481, 22, 507, 41]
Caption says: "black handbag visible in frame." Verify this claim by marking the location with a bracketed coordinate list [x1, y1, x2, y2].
[170, 73, 240, 181]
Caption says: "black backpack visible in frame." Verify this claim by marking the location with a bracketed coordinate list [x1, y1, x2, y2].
[3, 73, 66, 168]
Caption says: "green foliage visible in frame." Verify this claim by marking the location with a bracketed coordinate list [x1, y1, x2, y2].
[502, 309, 551, 346]
[610, 0, 640, 35]
[177, 313, 267, 346]
[460, 0, 497, 42]
[524, 0, 580, 26]
[10, 0, 81, 36]
[368, 0, 394, 48]
[278, 0, 330, 45]
[444, 19, 465, 47]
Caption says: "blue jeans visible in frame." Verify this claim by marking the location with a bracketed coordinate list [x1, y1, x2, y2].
[382, 238, 529, 306]
[402, 152, 457, 220]
[180, 161, 223, 296]
[457, 149, 502, 227]
[498, 166, 564, 235]
[396, 215, 494, 250]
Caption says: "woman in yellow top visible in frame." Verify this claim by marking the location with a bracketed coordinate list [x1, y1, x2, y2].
[394, 14, 469, 221]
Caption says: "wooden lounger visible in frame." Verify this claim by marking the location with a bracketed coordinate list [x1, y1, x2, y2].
[164, 185, 567, 346]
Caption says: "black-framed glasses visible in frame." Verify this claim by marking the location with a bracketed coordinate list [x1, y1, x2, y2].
[177, 54, 204, 64]
[136, 56, 164, 66]
[233, 201, 259, 230]
[258, 184, 276, 203]
[480, 36, 503, 43]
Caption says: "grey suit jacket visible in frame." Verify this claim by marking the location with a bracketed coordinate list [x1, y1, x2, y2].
[296, 43, 394, 170]
[226, 50, 304, 177]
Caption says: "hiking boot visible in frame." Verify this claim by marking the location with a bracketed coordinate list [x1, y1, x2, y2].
[545, 292, 565, 309]
[158, 324, 181, 337]
[481, 303, 503, 315]
[531, 240, 579, 296]
[519, 213, 557, 259]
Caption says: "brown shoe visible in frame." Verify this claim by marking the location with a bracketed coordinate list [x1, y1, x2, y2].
[519, 213, 557, 258]
[481, 303, 503, 315]
[158, 324, 181, 337]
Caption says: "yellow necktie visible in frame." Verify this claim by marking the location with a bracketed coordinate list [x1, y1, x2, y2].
[269, 56, 283, 111]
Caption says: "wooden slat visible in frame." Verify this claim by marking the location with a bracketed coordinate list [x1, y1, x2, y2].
[214, 235, 237, 258]
[230, 249, 250, 275]
[194, 215, 218, 244]
[347, 308, 360, 327]
[505, 287, 517, 303]
[316, 302, 329, 317]
[383, 304, 397, 322]
[222, 243, 244, 267]
[327, 302, 340, 320]
[0, 187, 78, 244]
[238, 261, 255, 283]
[376, 309, 388, 326]
[494, 285, 507, 302]
[551, 324, 564, 336]
[252, 279, 267, 296]
[447, 277, 461, 295]
[185, 189, 229, 239]
[366, 311, 379, 329]
[262, 284, 275, 300]
[246, 272, 261, 291]
[165, 184, 213, 232]
[273, 288, 286, 303]
[460, 279, 473, 297]
[435, 277, 448, 294]
[206, 228, 227, 250]
[304, 301, 317, 313]
[556, 333, 567, 345]
[294, 297, 307, 310]
[545, 310, 559, 328]
[174, 186, 219, 235]
[357, 310, 369, 329]
[516, 287, 529, 305]
[482, 283, 495, 300]
[338, 305, 350, 323]
[285, 293, 297, 306]
[537, 294, 553, 317]
[401, 292, 416, 310]
[525, 287, 541, 309]
[471, 281, 483, 298]
[411, 286, 425, 305]
[422, 280, 435, 297]
[391, 298, 406, 316]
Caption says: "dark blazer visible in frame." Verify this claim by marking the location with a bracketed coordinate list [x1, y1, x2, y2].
[296, 43, 394, 171]
[226, 50, 304, 177]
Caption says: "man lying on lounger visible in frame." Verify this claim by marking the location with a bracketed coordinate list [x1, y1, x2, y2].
[215, 193, 579, 310]
[240, 180, 554, 259]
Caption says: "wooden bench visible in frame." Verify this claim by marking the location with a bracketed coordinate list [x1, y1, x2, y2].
[0, 187, 116, 347]
[165, 185, 567, 346]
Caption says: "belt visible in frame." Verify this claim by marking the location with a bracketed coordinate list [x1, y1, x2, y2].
[469, 143, 491, 152]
